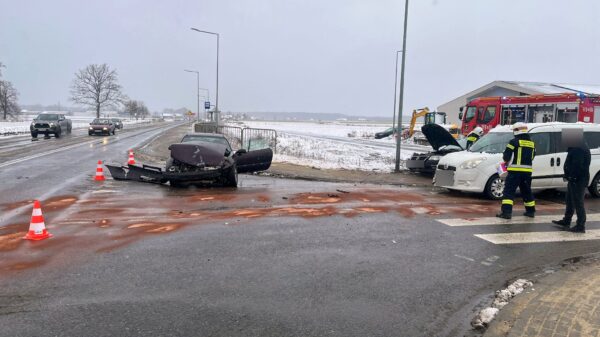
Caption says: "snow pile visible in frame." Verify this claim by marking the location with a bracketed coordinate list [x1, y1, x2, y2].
[275, 132, 413, 172]
[471, 279, 533, 330]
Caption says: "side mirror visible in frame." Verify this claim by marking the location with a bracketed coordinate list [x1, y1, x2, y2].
[458, 112, 463, 120]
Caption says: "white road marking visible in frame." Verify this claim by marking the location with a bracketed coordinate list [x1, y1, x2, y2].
[454, 254, 475, 262]
[475, 230, 600, 244]
[437, 213, 600, 227]
[0, 140, 99, 168]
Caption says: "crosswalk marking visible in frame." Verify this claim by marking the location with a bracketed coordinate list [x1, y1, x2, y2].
[475, 230, 600, 244]
[437, 213, 600, 227]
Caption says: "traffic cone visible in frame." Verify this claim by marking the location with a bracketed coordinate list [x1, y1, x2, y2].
[23, 200, 53, 240]
[94, 160, 105, 181]
[128, 150, 135, 165]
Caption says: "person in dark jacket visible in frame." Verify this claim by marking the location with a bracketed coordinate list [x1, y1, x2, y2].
[552, 128, 591, 233]
[497, 123, 536, 219]
[466, 126, 484, 150]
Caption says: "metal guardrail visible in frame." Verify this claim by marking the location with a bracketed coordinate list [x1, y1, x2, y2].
[193, 123, 277, 153]
[242, 128, 277, 153]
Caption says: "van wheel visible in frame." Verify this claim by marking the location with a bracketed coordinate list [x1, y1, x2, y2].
[588, 173, 600, 198]
[484, 174, 504, 200]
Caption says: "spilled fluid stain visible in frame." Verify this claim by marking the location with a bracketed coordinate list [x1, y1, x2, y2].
[0, 187, 558, 277]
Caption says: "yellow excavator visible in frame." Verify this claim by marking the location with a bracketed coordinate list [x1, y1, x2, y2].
[406, 107, 459, 139]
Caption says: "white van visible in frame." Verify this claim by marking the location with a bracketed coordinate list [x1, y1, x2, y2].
[433, 123, 600, 199]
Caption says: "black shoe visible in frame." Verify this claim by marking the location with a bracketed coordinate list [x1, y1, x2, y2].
[552, 219, 570, 227]
[523, 212, 535, 218]
[496, 213, 511, 219]
[567, 226, 585, 233]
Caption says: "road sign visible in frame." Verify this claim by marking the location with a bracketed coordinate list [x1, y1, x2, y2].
[204, 101, 210, 109]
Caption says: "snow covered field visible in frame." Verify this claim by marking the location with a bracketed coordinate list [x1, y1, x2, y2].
[0, 117, 154, 136]
[239, 121, 421, 172]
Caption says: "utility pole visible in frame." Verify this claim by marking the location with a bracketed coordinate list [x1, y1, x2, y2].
[394, 0, 409, 173]
[392, 50, 401, 129]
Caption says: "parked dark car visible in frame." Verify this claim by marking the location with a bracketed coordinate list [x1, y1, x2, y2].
[30, 113, 72, 138]
[406, 124, 466, 174]
[111, 118, 123, 129]
[88, 118, 116, 136]
[374, 127, 397, 139]
[106, 133, 273, 188]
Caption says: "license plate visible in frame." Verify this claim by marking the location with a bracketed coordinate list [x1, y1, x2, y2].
[435, 170, 454, 186]
[94, 130, 103, 133]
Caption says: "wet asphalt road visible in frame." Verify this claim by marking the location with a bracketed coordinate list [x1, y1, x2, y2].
[1, 126, 600, 337]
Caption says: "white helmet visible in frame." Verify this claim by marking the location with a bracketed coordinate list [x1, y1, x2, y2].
[472, 126, 484, 136]
[512, 122, 528, 135]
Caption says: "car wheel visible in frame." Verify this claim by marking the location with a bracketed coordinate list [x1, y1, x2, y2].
[588, 172, 600, 198]
[112, 129, 116, 135]
[67, 126, 72, 133]
[484, 174, 504, 200]
[31, 132, 38, 139]
[88, 132, 93, 136]
[54, 127, 61, 138]
[223, 164, 238, 187]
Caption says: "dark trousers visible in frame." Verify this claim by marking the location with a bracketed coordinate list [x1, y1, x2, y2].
[501, 172, 535, 215]
[564, 179, 588, 226]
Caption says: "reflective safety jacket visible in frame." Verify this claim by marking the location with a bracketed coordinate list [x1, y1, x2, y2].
[466, 132, 480, 150]
[503, 134, 536, 173]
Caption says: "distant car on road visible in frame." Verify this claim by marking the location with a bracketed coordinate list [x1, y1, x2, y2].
[30, 113, 72, 138]
[111, 118, 123, 129]
[88, 118, 116, 136]
[374, 127, 397, 139]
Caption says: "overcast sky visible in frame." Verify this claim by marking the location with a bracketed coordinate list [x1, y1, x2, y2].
[1, 0, 599, 116]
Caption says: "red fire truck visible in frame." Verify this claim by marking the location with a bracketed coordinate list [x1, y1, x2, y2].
[459, 93, 600, 135]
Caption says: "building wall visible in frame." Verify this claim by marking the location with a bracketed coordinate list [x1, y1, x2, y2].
[439, 87, 528, 124]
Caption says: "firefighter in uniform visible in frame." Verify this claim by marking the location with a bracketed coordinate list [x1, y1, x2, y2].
[496, 123, 536, 219]
[466, 126, 484, 150]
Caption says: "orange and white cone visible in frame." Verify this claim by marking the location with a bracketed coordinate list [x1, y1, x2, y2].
[127, 150, 135, 165]
[23, 200, 53, 240]
[94, 160, 105, 181]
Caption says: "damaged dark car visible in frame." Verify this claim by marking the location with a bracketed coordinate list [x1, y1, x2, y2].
[406, 124, 466, 174]
[106, 133, 273, 187]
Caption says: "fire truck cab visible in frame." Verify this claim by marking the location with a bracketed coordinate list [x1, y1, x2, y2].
[459, 93, 600, 135]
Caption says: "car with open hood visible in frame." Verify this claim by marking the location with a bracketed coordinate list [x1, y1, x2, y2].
[433, 123, 600, 199]
[406, 124, 466, 173]
[105, 133, 273, 188]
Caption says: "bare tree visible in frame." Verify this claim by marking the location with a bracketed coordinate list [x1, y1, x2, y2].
[123, 99, 149, 120]
[0, 63, 20, 120]
[70, 64, 125, 118]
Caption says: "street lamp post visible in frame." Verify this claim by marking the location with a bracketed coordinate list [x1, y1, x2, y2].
[184, 69, 200, 122]
[191, 27, 219, 126]
[199, 88, 210, 120]
[394, 0, 409, 173]
[392, 50, 402, 130]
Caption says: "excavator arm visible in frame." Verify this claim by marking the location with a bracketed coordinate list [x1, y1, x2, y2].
[407, 107, 430, 138]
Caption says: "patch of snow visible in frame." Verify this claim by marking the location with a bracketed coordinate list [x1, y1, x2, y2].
[471, 278, 533, 330]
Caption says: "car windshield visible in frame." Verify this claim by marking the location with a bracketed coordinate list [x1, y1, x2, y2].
[111, 119, 120, 122]
[38, 114, 59, 120]
[468, 132, 513, 153]
[181, 135, 231, 149]
[92, 119, 111, 125]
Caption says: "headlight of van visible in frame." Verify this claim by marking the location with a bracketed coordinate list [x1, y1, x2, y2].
[460, 157, 487, 169]
[428, 155, 441, 162]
